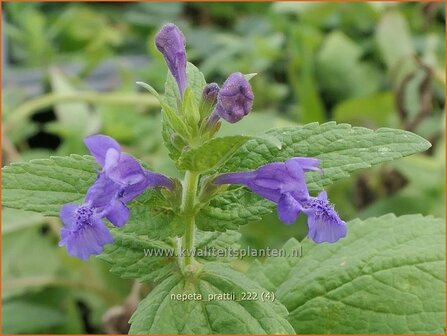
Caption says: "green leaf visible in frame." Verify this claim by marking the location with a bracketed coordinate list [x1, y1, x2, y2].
[120, 189, 184, 240]
[2, 208, 45, 234]
[247, 238, 302, 291]
[138, 81, 189, 137]
[2, 155, 97, 215]
[161, 102, 190, 138]
[220, 122, 431, 190]
[317, 31, 380, 99]
[3, 227, 62, 299]
[186, 62, 207, 105]
[177, 136, 251, 172]
[99, 230, 177, 283]
[181, 87, 201, 132]
[199, 123, 431, 231]
[196, 187, 271, 231]
[165, 62, 207, 111]
[288, 25, 326, 124]
[333, 92, 395, 128]
[129, 263, 295, 334]
[2, 301, 65, 334]
[195, 230, 241, 261]
[161, 121, 183, 161]
[376, 10, 414, 70]
[164, 72, 180, 111]
[274, 214, 444, 333]
[244, 73, 258, 81]
[136, 81, 162, 100]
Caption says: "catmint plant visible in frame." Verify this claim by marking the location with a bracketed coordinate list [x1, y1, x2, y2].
[2, 22, 439, 334]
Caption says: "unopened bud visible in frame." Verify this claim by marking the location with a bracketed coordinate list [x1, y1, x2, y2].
[215, 72, 253, 123]
[199, 83, 220, 119]
[155, 23, 187, 97]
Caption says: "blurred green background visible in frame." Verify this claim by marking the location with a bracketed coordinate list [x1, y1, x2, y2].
[2, 2, 445, 334]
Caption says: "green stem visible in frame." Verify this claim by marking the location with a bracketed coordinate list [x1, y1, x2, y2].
[4, 92, 159, 132]
[181, 171, 199, 268]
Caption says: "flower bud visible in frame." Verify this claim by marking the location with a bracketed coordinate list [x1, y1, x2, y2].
[200, 83, 220, 118]
[215, 72, 254, 123]
[155, 23, 187, 97]
[202, 83, 220, 104]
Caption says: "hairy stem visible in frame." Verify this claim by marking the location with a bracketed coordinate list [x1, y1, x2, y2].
[180, 171, 199, 268]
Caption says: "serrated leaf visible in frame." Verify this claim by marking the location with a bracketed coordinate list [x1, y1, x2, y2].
[129, 263, 295, 334]
[195, 230, 241, 250]
[1, 156, 182, 241]
[2, 155, 97, 216]
[177, 136, 251, 172]
[119, 188, 184, 240]
[99, 230, 177, 283]
[195, 230, 241, 261]
[221, 123, 431, 185]
[198, 123, 431, 231]
[196, 187, 272, 231]
[247, 237, 302, 291]
[273, 214, 444, 333]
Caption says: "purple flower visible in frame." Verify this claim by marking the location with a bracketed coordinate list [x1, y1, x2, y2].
[84, 134, 173, 191]
[215, 157, 347, 244]
[215, 157, 320, 203]
[59, 134, 174, 259]
[58, 176, 121, 260]
[275, 191, 347, 243]
[59, 203, 113, 260]
[211, 72, 254, 124]
[303, 192, 347, 244]
[155, 23, 187, 97]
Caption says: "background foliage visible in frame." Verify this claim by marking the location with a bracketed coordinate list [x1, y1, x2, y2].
[2, 2, 445, 334]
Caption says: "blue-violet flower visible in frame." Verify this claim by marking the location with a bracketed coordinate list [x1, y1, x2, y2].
[214, 157, 347, 243]
[155, 23, 187, 97]
[59, 134, 173, 259]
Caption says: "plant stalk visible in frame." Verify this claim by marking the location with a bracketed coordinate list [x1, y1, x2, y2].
[181, 170, 199, 268]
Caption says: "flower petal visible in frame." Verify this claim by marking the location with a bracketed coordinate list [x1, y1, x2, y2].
[286, 157, 321, 172]
[307, 214, 347, 244]
[60, 216, 113, 260]
[103, 147, 121, 173]
[277, 193, 302, 224]
[214, 171, 256, 185]
[105, 200, 130, 227]
[106, 153, 145, 185]
[84, 135, 120, 167]
[59, 203, 79, 230]
[317, 190, 328, 201]
[85, 174, 120, 209]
